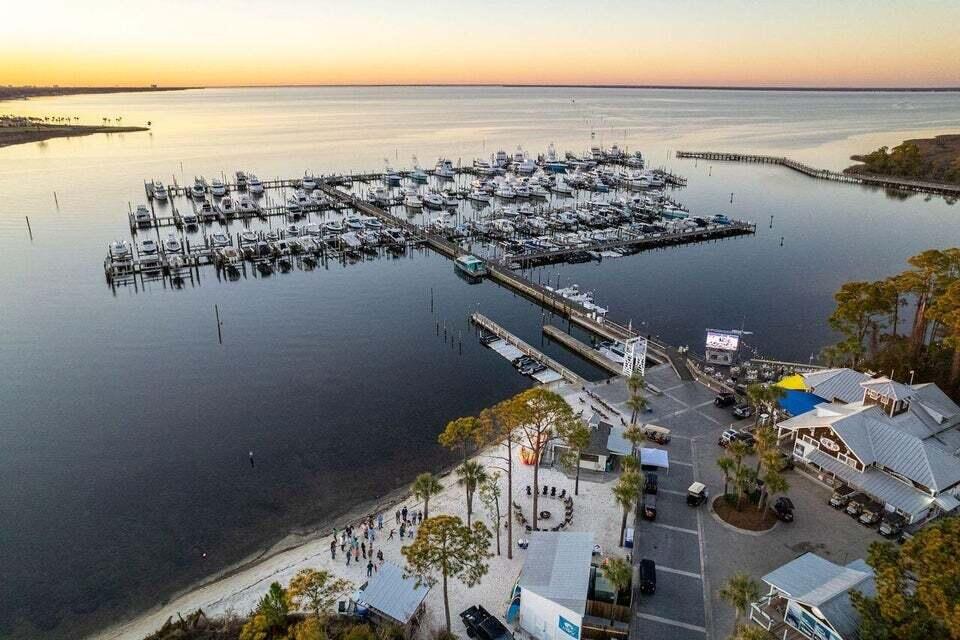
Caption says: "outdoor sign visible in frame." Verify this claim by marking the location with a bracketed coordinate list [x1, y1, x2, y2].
[785, 601, 840, 640]
[705, 330, 740, 352]
[558, 616, 580, 639]
[819, 436, 841, 452]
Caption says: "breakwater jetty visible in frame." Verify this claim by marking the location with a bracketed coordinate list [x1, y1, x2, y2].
[676, 150, 960, 197]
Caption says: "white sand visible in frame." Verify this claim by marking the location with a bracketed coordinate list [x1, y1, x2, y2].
[91, 384, 627, 640]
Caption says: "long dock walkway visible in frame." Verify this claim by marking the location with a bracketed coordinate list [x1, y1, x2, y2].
[470, 313, 586, 385]
[542, 325, 622, 376]
[676, 150, 960, 197]
[320, 181, 695, 381]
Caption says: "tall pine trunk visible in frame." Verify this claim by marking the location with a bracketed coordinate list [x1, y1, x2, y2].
[506, 437, 514, 559]
[442, 571, 450, 632]
[575, 450, 582, 495]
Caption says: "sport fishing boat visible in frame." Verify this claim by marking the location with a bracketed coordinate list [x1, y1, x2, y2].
[210, 179, 227, 197]
[190, 178, 207, 199]
[422, 191, 444, 209]
[163, 233, 182, 253]
[153, 181, 168, 201]
[210, 232, 231, 248]
[219, 196, 237, 216]
[434, 158, 456, 178]
[409, 157, 429, 183]
[108, 240, 132, 261]
[134, 204, 152, 227]
[248, 174, 264, 195]
[235, 171, 248, 190]
[180, 209, 198, 226]
[467, 189, 491, 204]
[403, 188, 423, 209]
[301, 174, 317, 190]
[384, 161, 402, 187]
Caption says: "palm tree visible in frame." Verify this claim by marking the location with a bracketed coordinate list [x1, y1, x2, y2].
[719, 572, 760, 630]
[623, 423, 645, 454]
[411, 472, 443, 519]
[626, 395, 648, 425]
[613, 470, 641, 547]
[456, 461, 488, 527]
[745, 383, 766, 427]
[717, 457, 735, 497]
[753, 425, 778, 475]
[731, 625, 775, 640]
[734, 465, 757, 511]
[601, 558, 632, 622]
[758, 469, 789, 512]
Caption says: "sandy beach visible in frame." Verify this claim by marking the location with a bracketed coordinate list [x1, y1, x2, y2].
[0, 124, 150, 149]
[90, 381, 628, 640]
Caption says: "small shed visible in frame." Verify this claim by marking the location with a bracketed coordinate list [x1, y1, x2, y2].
[519, 532, 594, 640]
[353, 562, 430, 628]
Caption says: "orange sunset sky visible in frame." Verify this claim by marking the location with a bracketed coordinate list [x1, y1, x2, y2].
[2, 0, 959, 87]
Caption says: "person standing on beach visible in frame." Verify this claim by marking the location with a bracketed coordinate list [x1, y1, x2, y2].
[378, 513, 383, 530]
[361, 542, 367, 559]
[330, 538, 336, 560]
[346, 551, 351, 566]
[399, 523, 405, 539]
[366, 560, 373, 577]
[377, 549, 384, 563]
[388, 528, 395, 540]
[395, 509, 400, 524]
[418, 510, 423, 524]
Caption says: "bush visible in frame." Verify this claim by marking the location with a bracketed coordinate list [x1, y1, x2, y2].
[343, 624, 376, 640]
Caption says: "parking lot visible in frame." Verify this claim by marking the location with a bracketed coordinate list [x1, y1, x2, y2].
[591, 363, 879, 640]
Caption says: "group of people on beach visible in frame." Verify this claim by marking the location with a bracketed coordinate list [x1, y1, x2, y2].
[329, 505, 424, 577]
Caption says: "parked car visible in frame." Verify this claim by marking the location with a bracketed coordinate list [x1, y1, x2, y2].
[639, 559, 657, 594]
[773, 497, 794, 522]
[879, 513, 906, 538]
[733, 404, 754, 419]
[686, 482, 708, 506]
[460, 606, 513, 640]
[829, 485, 855, 509]
[714, 392, 736, 408]
[735, 431, 757, 447]
[641, 493, 657, 520]
[718, 428, 740, 447]
[644, 473, 658, 495]
[846, 493, 867, 517]
[859, 503, 883, 527]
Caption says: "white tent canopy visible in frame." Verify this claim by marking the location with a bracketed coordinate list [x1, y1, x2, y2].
[640, 447, 669, 470]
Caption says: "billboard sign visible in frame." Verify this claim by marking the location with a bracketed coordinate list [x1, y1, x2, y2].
[558, 616, 580, 639]
[706, 330, 740, 352]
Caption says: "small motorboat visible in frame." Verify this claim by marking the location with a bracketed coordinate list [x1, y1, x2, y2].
[363, 217, 384, 230]
[153, 181, 168, 201]
[140, 238, 158, 255]
[323, 220, 344, 234]
[423, 192, 444, 209]
[210, 232, 231, 248]
[301, 174, 317, 190]
[240, 230, 259, 244]
[210, 179, 227, 197]
[220, 197, 236, 216]
[134, 204, 152, 227]
[286, 224, 301, 237]
[190, 178, 206, 199]
[248, 174, 264, 195]
[108, 240, 131, 261]
[344, 216, 365, 231]
[265, 230, 280, 242]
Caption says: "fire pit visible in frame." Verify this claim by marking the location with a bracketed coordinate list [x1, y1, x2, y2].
[539, 510, 552, 520]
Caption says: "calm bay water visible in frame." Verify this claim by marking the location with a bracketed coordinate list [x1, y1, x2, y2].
[1, 87, 959, 638]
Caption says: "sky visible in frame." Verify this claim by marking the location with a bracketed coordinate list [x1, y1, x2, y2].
[1, 0, 959, 88]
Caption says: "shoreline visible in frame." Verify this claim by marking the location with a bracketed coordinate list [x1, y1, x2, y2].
[90, 452, 463, 640]
[0, 86, 190, 103]
[0, 125, 150, 149]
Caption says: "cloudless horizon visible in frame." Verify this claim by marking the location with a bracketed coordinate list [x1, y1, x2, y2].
[2, 0, 959, 88]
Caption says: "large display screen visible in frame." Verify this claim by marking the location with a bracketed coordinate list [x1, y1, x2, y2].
[706, 330, 740, 352]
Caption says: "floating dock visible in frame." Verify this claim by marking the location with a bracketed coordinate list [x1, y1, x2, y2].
[542, 325, 623, 376]
[470, 312, 585, 385]
[676, 150, 960, 197]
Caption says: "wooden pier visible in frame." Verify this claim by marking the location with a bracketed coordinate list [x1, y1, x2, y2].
[470, 312, 586, 385]
[676, 151, 960, 197]
[542, 325, 622, 376]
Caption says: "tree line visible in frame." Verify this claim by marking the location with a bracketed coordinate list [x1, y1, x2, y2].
[823, 248, 960, 398]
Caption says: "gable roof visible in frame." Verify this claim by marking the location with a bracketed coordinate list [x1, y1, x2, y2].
[911, 383, 960, 426]
[360, 562, 430, 624]
[861, 377, 917, 402]
[519, 532, 593, 615]
[762, 553, 874, 640]
[802, 369, 871, 404]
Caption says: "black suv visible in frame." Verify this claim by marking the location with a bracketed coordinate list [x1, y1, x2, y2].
[461, 606, 513, 640]
[644, 473, 658, 495]
[714, 392, 736, 408]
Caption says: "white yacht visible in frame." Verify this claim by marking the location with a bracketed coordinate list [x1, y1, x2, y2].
[301, 174, 317, 190]
[220, 196, 236, 216]
[235, 171, 248, 190]
[163, 233, 182, 253]
[344, 216, 366, 230]
[403, 188, 423, 209]
[494, 183, 516, 199]
[134, 204, 152, 226]
[210, 232, 231, 248]
[109, 240, 132, 261]
[140, 238, 158, 255]
[153, 181, 168, 201]
[180, 209, 198, 226]
[441, 189, 459, 207]
[285, 196, 302, 215]
[238, 196, 258, 216]
[434, 158, 456, 178]
[323, 220, 344, 234]
[248, 174, 264, 195]
[422, 191, 444, 209]
[240, 230, 259, 244]
[409, 157, 429, 183]
[363, 216, 384, 230]
[286, 224, 301, 237]
[529, 183, 550, 199]
[199, 199, 217, 221]
[210, 179, 227, 197]
[190, 178, 206, 199]
[467, 189, 491, 204]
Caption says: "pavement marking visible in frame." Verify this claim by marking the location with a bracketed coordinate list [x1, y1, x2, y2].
[691, 438, 715, 640]
[669, 459, 694, 467]
[657, 565, 702, 579]
[651, 522, 699, 535]
[633, 613, 707, 633]
[660, 489, 688, 497]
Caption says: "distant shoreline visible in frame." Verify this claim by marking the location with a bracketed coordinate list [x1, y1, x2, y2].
[0, 124, 150, 149]
[0, 86, 190, 103]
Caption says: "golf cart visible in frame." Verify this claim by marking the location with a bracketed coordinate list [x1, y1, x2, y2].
[879, 512, 906, 538]
[714, 392, 736, 408]
[859, 502, 883, 527]
[846, 493, 868, 517]
[687, 482, 708, 506]
[773, 497, 794, 522]
[829, 485, 855, 509]
[643, 424, 671, 444]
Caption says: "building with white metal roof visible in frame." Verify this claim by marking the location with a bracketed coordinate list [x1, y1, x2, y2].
[518, 532, 594, 640]
[750, 552, 874, 640]
[778, 371, 960, 524]
[353, 562, 430, 627]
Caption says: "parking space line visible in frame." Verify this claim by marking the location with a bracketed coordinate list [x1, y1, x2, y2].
[633, 613, 706, 633]
[691, 437, 715, 639]
[657, 565, 702, 579]
[669, 459, 693, 467]
[660, 489, 688, 497]
[651, 522, 699, 535]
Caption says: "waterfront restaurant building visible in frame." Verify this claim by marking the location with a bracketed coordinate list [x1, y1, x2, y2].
[518, 533, 594, 640]
[750, 552, 874, 640]
[777, 371, 960, 524]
